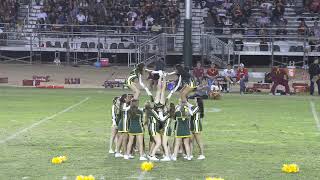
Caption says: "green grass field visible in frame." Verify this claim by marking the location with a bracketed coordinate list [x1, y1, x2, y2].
[0, 87, 320, 180]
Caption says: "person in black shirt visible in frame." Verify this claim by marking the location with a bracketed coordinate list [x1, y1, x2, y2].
[309, 59, 320, 96]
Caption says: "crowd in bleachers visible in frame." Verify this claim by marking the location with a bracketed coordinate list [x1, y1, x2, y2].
[306, 0, 320, 13]
[0, 0, 20, 24]
[203, 0, 319, 37]
[35, 0, 180, 33]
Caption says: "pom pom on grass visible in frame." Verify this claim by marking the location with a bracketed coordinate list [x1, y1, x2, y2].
[282, 164, 299, 173]
[140, 161, 154, 172]
[51, 157, 63, 164]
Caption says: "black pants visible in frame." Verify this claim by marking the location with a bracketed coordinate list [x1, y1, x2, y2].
[310, 79, 320, 95]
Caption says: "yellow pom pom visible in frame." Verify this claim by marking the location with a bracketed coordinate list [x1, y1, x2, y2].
[76, 175, 84, 180]
[87, 175, 95, 180]
[147, 162, 154, 169]
[59, 156, 67, 162]
[282, 164, 299, 173]
[205, 177, 214, 180]
[83, 176, 89, 180]
[51, 157, 62, 164]
[140, 162, 154, 172]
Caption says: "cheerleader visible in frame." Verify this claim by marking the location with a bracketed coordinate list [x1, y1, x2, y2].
[124, 100, 148, 160]
[172, 102, 192, 161]
[172, 65, 197, 104]
[115, 94, 131, 158]
[108, 96, 120, 154]
[190, 97, 205, 160]
[144, 102, 162, 161]
[159, 102, 176, 161]
[126, 63, 151, 100]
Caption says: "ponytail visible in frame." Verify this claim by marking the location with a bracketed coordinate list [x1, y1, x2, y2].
[129, 99, 139, 119]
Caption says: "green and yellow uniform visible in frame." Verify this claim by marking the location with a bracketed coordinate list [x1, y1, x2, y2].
[118, 104, 130, 133]
[128, 109, 144, 135]
[190, 106, 202, 133]
[175, 110, 191, 138]
[111, 104, 120, 127]
[125, 68, 140, 86]
[146, 109, 161, 136]
[161, 113, 173, 136]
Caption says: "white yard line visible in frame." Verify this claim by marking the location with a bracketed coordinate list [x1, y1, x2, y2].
[310, 101, 320, 132]
[0, 97, 90, 144]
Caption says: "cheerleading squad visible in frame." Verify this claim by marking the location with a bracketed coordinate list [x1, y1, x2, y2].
[108, 63, 205, 161]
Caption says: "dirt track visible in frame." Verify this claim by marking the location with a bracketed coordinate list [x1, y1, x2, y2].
[0, 64, 132, 88]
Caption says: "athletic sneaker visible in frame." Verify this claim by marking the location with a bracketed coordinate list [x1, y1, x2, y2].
[197, 155, 206, 160]
[171, 156, 177, 161]
[160, 156, 171, 162]
[108, 150, 115, 154]
[149, 156, 159, 161]
[115, 153, 123, 158]
[129, 155, 135, 159]
[139, 156, 148, 161]
[123, 155, 129, 160]
[187, 156, 192, 161]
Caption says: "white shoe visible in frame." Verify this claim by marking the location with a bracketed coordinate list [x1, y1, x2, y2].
[108, 150, 115, 154]
[129, 155, 135, 159]
[139, 156, 148, 161]
[149, 156, 159, 161]
[115, 153, 123, 158]
[123, 155, 129, 160]
[171, 156, 177, 161]
[197, 155, 205, 160]
[187, 156, 192, 161]
[160, 156, 171, 162]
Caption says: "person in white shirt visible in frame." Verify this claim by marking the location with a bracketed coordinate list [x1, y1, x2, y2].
[222, 64, 235, 92]
[76, 12, 86, 24]
[37, 10, 47, 21]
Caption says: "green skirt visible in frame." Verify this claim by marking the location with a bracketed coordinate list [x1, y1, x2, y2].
[175, 119, 191, 138]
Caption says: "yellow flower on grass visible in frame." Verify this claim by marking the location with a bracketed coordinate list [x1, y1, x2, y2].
[140, 161, 154, 172]
[282, 164, 299, 173]
[51, 157, 63, 164]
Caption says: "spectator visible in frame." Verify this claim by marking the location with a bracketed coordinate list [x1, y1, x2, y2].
[311, 20, 320, 41]
[275, 18, 288, 36]
[134, 16, 143, 32]
[193, 61, 205, 85]
[298, 19, 309, 35]
[222, 64, 236, 92]
[151, 22, 162, 33]
[258, 12, 271, 27]
[206, 63, 219, 87]
[271, 3, 284, 24]
[236, 63, 249, 95]
[309, 58, 320, 96]
[270, 66, 290, 95]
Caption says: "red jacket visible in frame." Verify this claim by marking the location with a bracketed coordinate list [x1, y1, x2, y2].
[236, 68, 248, 81]
[271, 68, 288, 82]
[207, 68, 219, 78]
[193, 67, 205, 78]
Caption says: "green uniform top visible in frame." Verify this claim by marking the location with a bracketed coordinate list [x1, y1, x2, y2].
[126, 68, 140, 85]
[145, 108, 161, 136]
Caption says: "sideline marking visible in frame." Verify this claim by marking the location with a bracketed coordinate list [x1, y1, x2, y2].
[310, 101, 320, 131]
[0, 97, 90, 144]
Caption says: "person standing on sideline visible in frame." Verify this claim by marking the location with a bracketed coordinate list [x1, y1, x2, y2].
[193, 61, 205, 85]
[236, 63, 249, 95]
[270, 66, 290, 95]
[309, 58, 320, 96]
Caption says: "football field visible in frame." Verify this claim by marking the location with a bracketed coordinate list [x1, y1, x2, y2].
[0, 87, 320, 180]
